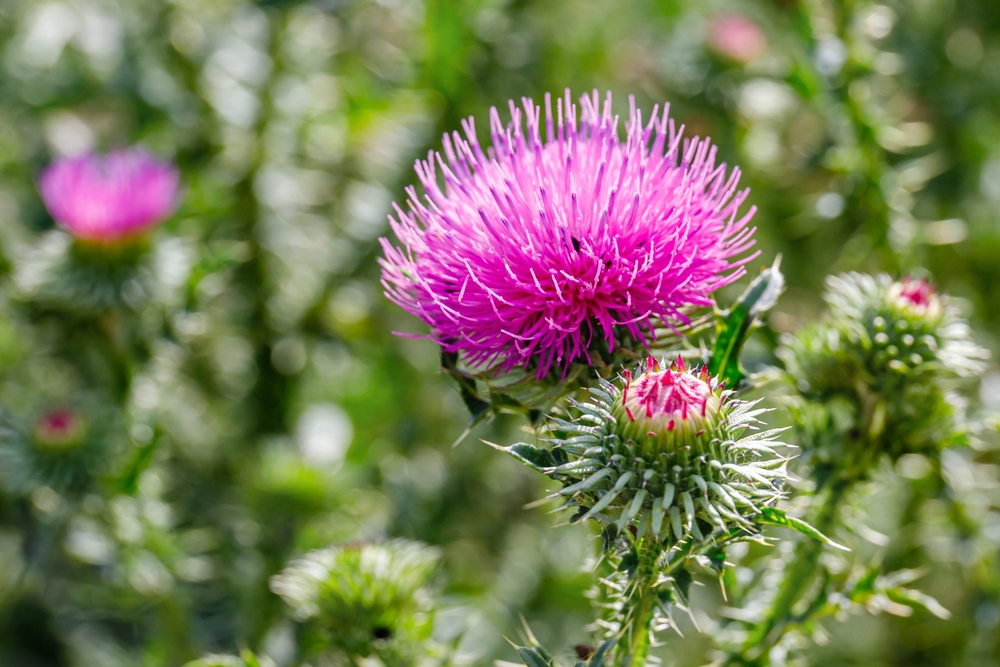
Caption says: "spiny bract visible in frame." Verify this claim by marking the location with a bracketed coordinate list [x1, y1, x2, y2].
[502, 357, 791, 549]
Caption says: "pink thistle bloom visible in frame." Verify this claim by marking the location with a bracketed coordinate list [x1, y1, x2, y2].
[706, 14, 768, 64]
[38, 148, 179, 243]
[380, 90, 759, 378]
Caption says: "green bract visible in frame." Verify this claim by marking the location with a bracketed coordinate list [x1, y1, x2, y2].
[270, 539, 440, 666]
[501, 358, 791, 549]
[778, 273, 987, 463]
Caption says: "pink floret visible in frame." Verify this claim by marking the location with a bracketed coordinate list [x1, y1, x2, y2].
[380, 90, 759, 378]
[39, 148, 179, 242]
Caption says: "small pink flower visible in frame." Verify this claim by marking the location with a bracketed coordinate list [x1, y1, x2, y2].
[706, 14, 767, 64]
[380, 90, 758, 378]
[896, 277, 934, 309]
[39, 148, 179, 243]
[34, 408, 86, 450]
[889, 276, 942, 319]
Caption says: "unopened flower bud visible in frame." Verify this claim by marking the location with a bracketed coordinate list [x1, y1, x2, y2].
[778, 273, 988, 463]
[503, 357, 790, 549]
[0, 403, 122, 495]
[33, 408, 86, 451]
[614, 360, 723, 458]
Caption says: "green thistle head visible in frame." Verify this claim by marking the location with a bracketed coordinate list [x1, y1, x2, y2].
[0, 404, 122, 496]
[778, 273, 987, 463]
[270, 539, 440, 666]
[503, 357, 790, 549]
[823, 273, 985, 379]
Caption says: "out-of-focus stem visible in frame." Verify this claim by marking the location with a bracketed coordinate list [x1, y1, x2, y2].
[730, 475, 853, 664]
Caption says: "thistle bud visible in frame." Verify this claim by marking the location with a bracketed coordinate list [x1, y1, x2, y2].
[503, 358, 790, 549]
[33, 408, 87, 451]
[824, 273, 985, 378]
[270, 540, 440, 665]
[0, 404, 121, 496]
[779, 273, 988, 462]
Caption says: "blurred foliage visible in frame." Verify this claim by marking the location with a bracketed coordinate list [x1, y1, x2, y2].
[0, 0, 997, 666]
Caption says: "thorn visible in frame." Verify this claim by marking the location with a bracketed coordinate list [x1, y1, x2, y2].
[625, 406, 635, 421]
[676, 355, 685, 372]
[647, 431, 657, 438]
[667, 420, 675, 431]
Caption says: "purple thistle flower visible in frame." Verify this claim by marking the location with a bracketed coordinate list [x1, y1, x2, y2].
[39, 148, 179, 243]
[380, 90, 759, 378]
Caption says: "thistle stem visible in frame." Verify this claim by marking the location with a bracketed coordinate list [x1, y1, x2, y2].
[736, 475, 853, 662]
[617, 539, 659, 667]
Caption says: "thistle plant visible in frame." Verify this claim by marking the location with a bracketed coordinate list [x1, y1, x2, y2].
[724, 273, 988, 664]
[499, 355, 817, 666]
[18, 148, 180, 313]
[779, 273, 985, 476]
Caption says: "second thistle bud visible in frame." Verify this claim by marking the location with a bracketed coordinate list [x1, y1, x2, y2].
[503, 357, 790, 549]
[779, 273, 988, 464]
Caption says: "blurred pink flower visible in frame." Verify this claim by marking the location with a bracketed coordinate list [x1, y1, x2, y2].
[706, 14, 767, 64]
[380, 90, 758, 378]
[39, 148, 179, 243]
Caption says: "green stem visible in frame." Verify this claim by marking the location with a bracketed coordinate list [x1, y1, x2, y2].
[736, 476, 853, 662]
[615, 530, 740, 667]
[617, 539, 658, 667]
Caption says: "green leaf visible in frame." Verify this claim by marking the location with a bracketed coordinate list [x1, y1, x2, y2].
[850, 565, 881, 600]
[757, 507, 849, 551]
[709, 256, 785, 387]
[496, 442, 557, 470]
[515, 646, 553, 667]
[884, 586, 951, 620]
[440, 351, 491, 426]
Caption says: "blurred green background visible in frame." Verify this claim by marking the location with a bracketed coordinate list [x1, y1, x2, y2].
[0, 0, 999, 665]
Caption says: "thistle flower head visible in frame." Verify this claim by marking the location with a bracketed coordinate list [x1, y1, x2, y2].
[380, 90, 758, 379]
[823, 273, 985, 378]
[706, 14, 768, 63]
[0, 403, 122, 495]
[271, 540, 440, 664]
[502, 358, 789, 549]
[33, 408, 86, 451]
[39, 148, 179, 243]
[778, 273, 987, 462]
